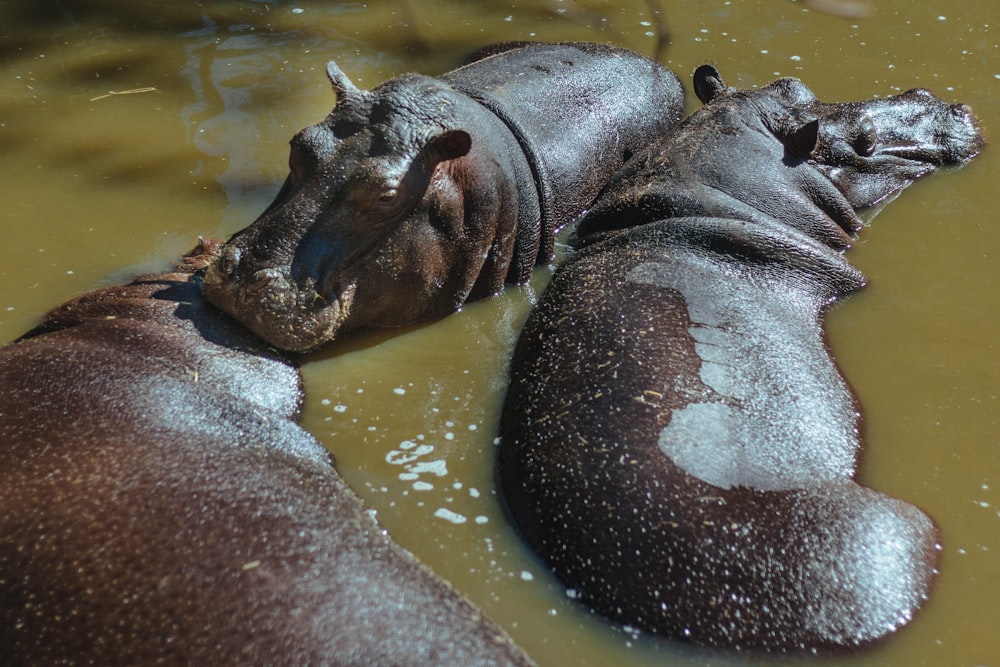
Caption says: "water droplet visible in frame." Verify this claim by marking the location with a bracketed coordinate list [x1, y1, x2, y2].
[434, 508, 467, 524]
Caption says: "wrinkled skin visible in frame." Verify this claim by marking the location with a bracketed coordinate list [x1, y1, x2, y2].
[0, 240, 533, 666]
[499, 65, 984, 652]
[203, 42, 684, 352]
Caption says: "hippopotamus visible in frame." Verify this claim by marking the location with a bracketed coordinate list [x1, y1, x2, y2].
[0, 240, 532, 665]
[498, 65, 984, 652]
[202, 41, 684, 352]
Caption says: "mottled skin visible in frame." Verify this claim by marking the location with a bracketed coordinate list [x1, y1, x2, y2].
[203, 42, 684, 352]
[0, 240, 533, 666]
[499, 66, 984, 652]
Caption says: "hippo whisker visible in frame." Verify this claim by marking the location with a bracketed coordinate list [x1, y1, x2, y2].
[248, 268, 283, 292]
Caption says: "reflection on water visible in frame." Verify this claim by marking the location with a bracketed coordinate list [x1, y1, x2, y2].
[0, 1, 997, 666]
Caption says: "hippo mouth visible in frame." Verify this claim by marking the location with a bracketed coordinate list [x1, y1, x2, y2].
[203, 262, 357, 353]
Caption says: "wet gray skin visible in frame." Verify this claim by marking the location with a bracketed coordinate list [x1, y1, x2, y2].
[0, 240, 535, 665]
[202, 42, 684, 352]
[499, 65, 983, 653]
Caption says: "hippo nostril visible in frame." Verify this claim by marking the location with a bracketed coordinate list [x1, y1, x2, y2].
[219, 246, 242, 279]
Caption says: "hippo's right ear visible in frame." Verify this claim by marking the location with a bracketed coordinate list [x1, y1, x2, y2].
[326, 61, 362, 106]
[783, 119, 820, 159]
[693, 65, 727, 104]
[423, 129, 472, 167]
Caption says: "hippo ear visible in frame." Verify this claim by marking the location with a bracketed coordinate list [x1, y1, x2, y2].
[326, 61, 362, 106]
[693, 65, 727, 104]
[422, 129, 472, 167]
[783, 119, 820, 159]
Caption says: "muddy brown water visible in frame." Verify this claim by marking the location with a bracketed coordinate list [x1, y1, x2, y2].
[1, 1, 996, 665]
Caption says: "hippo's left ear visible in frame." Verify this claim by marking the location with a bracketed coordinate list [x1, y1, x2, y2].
[326, 61, 362, 106]
[422, 129, 472, 167]
[693, 64, 727, 104]
[783, 119, 820, 159]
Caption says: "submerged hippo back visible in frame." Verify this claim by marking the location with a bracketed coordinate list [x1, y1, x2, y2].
[501, 217, 938, 650]
[0, 243, 532, 665]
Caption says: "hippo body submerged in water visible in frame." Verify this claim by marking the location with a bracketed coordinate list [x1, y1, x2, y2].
[499, 66, 983, 652]
[203, 41, 684, 351]
[0, 241, 532, 665]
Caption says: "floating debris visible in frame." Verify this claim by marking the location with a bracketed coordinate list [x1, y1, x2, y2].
[89, 86, 158, 102]
[804, 0, 873, 19]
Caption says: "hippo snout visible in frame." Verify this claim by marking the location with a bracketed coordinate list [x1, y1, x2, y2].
[204, 245, 290, 297]
[202, 248, 355, 353]
[946, 102, 985, 163]
[245, 268, 286, 297]
[899, 89, 985, 164]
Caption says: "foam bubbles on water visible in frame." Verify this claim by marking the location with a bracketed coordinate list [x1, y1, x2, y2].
[434, 508, 467, 524]
[409, 460, 448, 477]
[386, 443, 434, 465]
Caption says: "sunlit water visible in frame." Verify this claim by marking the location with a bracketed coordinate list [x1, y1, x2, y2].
[1, 1, 997, 665]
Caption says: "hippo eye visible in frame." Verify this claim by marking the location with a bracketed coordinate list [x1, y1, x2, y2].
[377, 187, 399, 203]
[852, 117, 878, 157]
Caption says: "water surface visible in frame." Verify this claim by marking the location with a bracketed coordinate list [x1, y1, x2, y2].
[1, 1, 996, 665]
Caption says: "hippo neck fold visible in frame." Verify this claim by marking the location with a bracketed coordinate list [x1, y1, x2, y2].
[445, 80, 551, 277]
[609, 213, 867, 305]
[580, 157, 862, 255]
[442, 41, 684, 276]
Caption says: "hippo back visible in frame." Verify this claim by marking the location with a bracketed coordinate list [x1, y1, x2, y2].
[442, 42, 683, 262]
[0, 244, 532, 665]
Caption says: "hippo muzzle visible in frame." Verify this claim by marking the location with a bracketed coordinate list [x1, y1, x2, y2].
[809, 87, 984, 212]
[205, 245, 356, 352]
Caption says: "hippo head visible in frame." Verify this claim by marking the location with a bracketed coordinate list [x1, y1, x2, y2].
[203, 63, 522, 352]
[691, 65, 985, 239]
[804, 87, 984, 214]
[579, 65, 983, 249]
